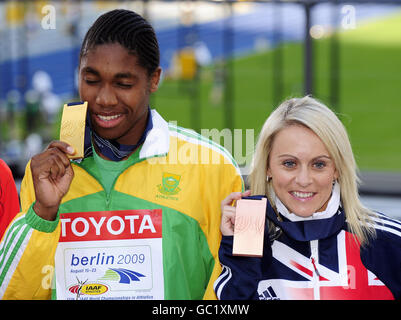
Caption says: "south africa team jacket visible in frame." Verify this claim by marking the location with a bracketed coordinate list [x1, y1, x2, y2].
[214, 196, 401, 300]
[0, 109, 243, 300]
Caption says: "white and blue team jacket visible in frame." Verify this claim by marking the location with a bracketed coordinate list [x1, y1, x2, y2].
[214, 195, 401, 300]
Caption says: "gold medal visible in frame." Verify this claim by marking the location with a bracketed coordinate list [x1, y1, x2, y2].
[59, 102, 88, 159]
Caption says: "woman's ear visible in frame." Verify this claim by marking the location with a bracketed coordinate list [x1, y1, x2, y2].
[266, 167, 272, 180]
[334, 168, 339, 181]
[149, 67, 162, 93]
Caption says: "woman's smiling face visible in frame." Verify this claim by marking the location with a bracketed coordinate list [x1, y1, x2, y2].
[78, 43, 161, 145]
[267, 124, 338, 217]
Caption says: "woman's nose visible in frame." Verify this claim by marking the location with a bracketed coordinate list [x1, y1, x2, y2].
[295, 167, 312, 187]
[95, 84, 118, 107]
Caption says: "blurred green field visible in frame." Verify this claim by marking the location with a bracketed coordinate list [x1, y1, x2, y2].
[152, 11, 401, 172]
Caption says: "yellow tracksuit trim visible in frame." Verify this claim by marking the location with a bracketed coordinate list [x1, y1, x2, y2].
[2, 222, 60, 300]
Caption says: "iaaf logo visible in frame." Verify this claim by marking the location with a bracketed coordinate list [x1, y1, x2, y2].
[69, 278, 109, 300]
[59, 209, 162, 242]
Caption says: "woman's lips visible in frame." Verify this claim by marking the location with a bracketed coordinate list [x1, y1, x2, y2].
[94, 113, 124, 128]
[289, 191, 316, 201]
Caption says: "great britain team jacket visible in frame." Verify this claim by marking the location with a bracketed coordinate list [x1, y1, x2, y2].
[214, 195, 401, 300]
[0, 109, 243, 300]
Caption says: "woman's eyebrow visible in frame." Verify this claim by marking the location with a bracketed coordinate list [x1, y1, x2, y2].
[81, 66, 99, 75]
[114, 72, 138, 80]
[312, 155, 332, 161]
[81, 68, 138, 81]
[277, 154, 332, 160]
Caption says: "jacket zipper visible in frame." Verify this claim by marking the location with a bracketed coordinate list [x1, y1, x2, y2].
[105, 192, 111, 210]
[310, 240, 320, 300]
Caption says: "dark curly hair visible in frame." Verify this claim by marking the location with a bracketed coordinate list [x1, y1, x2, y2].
[79, 9, 160, 76]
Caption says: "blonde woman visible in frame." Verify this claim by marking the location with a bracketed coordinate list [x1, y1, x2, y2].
[214, 96, 401, 300]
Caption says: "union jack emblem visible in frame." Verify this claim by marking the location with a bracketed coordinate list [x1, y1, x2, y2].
[258, 230, 394, 300]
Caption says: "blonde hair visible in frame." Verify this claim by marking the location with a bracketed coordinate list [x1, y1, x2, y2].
[248, 96, 376, 245]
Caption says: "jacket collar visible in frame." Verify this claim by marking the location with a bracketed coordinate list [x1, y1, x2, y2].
[245, 182, 345, 242]
[274, 181, 341, 222]
[266, 183, 345, 241]
[139, 109, 170, 160]
[266, 201, 345, 242]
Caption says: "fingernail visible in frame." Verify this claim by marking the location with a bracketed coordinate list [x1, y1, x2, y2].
[67, 146, 74, 154]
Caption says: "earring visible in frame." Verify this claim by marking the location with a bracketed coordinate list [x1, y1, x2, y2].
[266, 175, 270, 182]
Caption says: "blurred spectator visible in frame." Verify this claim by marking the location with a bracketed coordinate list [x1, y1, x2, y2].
[0, 159, 20, 240]
[5, 90, 21, 141]
[24, 89, 41, 134]
[32, 70, 52, 94]
[24, 133, 43, 160]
